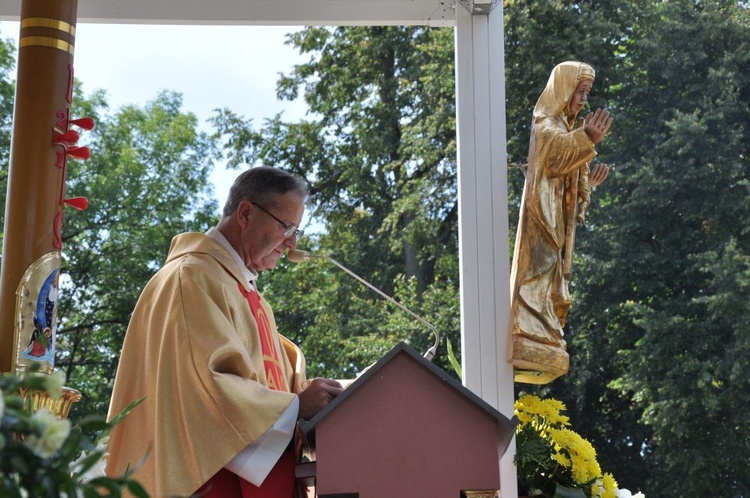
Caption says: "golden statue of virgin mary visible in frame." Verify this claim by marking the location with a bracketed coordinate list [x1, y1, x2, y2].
[509, 61, 613, 384]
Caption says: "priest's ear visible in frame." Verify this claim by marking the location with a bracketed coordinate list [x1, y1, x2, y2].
[236, 199, 254, 228]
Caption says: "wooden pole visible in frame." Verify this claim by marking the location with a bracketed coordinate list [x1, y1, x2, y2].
[0, 0, 79, 374]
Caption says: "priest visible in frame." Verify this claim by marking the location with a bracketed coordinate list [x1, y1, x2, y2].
[106, 166, 343, 497]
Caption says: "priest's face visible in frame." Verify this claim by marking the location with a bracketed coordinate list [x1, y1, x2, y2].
[238, 191, 305, 272]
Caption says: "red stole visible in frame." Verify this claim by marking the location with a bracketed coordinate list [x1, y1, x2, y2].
[238, 282, 289, 392]
[195, 283, 295, 498]
[196, 452, 296, 498]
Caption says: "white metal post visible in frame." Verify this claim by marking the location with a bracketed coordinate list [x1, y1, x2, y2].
[455, 3, 517, 496]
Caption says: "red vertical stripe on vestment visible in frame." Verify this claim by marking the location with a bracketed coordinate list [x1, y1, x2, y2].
[238, 282, 289, 392]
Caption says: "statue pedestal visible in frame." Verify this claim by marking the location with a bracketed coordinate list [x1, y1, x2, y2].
[510, 335, 568, 384]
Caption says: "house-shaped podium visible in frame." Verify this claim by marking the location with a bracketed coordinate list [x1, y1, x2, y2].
[297, 343, 517, 498]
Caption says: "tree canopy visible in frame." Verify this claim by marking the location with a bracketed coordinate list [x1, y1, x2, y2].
[0, 30, 219, 418]
[212, 26, 461, 378]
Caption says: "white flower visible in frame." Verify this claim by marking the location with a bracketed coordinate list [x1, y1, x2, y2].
[70, 450, 107, 482]
[45, 371, 66, 400]
[24, 408, 71, 458]
[0, 388, 5, 423]
[617, 489, 646, 498]
[70, 436, 110, 482]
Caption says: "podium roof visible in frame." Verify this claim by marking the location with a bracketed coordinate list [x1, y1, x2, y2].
[299, 342, 516, 437]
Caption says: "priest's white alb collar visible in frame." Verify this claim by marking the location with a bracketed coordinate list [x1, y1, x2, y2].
[206, 227, 258, 286]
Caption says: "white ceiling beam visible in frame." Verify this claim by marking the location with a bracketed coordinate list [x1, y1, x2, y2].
[0, 0, 456, 26]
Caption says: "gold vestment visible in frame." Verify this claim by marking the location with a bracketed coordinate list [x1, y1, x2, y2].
[106, 233, 308, 497]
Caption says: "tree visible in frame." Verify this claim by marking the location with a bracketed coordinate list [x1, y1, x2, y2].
[0, 32, 15, 241]
[212, 26, 460, 378]
[593, 1, 750, 495]
[55, 88, 219, 418]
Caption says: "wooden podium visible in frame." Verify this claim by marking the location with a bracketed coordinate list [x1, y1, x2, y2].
[297, 343, 516, 498]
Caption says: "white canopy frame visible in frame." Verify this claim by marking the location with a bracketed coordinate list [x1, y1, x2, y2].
[0, 0, 516, 493]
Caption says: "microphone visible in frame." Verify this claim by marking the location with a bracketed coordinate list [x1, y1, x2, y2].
[286, 249, 440, 361]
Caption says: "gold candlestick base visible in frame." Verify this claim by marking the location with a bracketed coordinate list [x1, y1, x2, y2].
[18, 385, 82, 418]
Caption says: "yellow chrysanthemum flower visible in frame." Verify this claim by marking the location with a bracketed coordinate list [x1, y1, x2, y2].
[515, 394, 572, 431]
[548, 428, 601, 484]
[601, 473, 618, 498]
[516, 411, 533, 424]
[570, 452, 600, 485]
[514, 395, 629, 498]
[552, 451, 571, 467]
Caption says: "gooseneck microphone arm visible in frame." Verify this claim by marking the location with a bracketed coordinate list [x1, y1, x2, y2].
[286, 249, 440, 361]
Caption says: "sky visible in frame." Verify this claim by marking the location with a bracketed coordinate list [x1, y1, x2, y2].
[0, 21, 309, 213]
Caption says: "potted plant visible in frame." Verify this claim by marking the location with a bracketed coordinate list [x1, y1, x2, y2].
[514, 394, 644, 498]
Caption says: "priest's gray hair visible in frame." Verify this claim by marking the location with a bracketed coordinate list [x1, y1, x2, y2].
[223, 166, 308, 217]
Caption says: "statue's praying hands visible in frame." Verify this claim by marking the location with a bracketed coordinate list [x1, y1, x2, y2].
[583, 107, 613, 144]
[589, 163, 610, 188]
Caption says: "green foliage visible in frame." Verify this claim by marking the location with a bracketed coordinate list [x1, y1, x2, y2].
[553, 485, 587, 498]
[0, 30, 15, 249]
[0, 368, 148, 497]
[592, 2, 750, 495]
[213, 26, 461, 378]
[55, 88, 219, 420]
[446, 338, 462, 380]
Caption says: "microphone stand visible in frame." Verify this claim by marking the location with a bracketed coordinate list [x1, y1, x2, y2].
[288, 250, 440, 361]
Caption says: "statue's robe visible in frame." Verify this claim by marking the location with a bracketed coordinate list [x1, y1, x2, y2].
[509, 61, 597, 383]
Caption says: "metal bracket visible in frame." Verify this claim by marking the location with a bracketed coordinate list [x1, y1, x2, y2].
[457, 0, 499, 15]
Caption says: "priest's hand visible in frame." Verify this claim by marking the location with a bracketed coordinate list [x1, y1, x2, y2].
[298, 378, 344, 420]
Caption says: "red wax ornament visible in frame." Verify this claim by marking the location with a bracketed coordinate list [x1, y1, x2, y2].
[70, 117, 95, 130]
[64, 197, 89, 211]
[66, 146, 90, 160]
[53, 129, 79, 145]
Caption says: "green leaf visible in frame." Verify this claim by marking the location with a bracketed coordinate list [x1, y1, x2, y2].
[97, 396, 146, 443]
[126, 479, 150, 498]
[553, 483, 587, 498]
[446, 338, 462, 379]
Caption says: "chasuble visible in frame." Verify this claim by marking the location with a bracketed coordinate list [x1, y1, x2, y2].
[106, 232, 308, 497]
